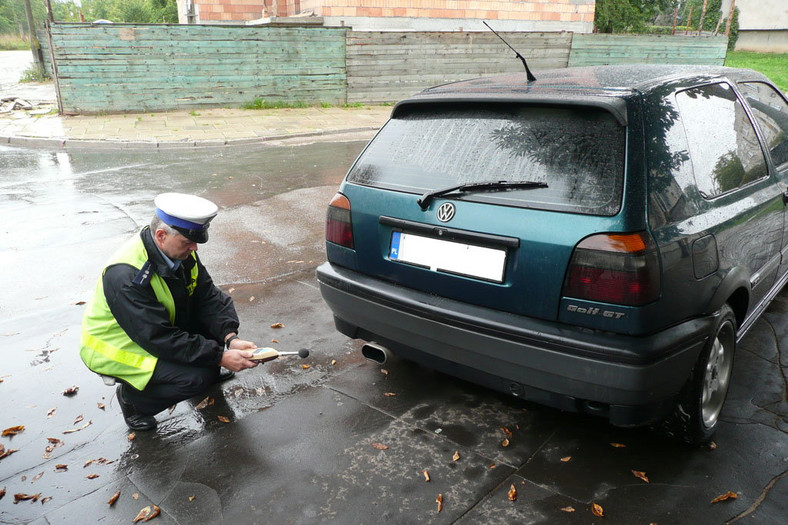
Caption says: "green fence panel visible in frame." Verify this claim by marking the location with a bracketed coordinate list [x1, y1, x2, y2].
[569, 34, 728, 67]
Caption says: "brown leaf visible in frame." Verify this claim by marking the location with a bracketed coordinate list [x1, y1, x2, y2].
[708, 441, 718, 451]
[421, 469, 430, 482]
[128, 432, 136, 441]
[97, 403, 105, 410]
[609, 442, 626, 448]
[73, 415, 83, 425]
[47, 408, 56, 418]
[217, 416, 231, 423]
[86, 474, 99, 479]
[380, 369, 388, 375]
[108, 490, 120, 506]
[500, 427, 513, 438]
[489, 463, 496, 469]
[331, 359, 337, 366]
[0, 448, 19, 460]
[383, 392, 397, 397]
[188, 495, 196, 502]
[133, 493, 140, 500]
[301, 364, 310, 370]
[2, 425, 25, 437]
[270, 322, 285, 329]
[507, 484, 517, 501]
[62, 386, 79, 397]
[14, 493, 41, 503]
[591, 503, 604, 517]
[632, 470, 650, 483]
[0, 487, 4, 499]
[132, 506, 153, 523]
[452, 451, 461, 462]
[561, 456, 572, 462]
[31, 472, 44, 482]
[435, 493, 443, 513]
[711, 491, 738, 503]
[271, 339, 279, 343]
[55, 464, 68, 472]
[194, 397, 214, 410]
[74, 301, 86, 305]
[560, 506, 575, 512]
[371, 442, 389, 450]
[62, 420, 92, 434]
[501, 438, 510, 447]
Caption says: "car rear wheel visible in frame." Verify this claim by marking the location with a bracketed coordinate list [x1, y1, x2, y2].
[666, 304, 736, 445]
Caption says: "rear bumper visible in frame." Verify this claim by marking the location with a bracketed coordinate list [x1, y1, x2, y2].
[316, 263, 715, 426]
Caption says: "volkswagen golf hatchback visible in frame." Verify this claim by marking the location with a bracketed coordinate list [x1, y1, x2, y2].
[316, 65, 788, 444]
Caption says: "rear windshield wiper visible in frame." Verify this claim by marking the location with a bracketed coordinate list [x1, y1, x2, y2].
[417, 180, 548, 210]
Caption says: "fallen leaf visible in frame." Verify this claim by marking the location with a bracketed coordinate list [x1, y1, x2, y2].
[609, 442, 626, 448]
[14, 493, 41, 503]
[249, 296, 255, 302]
[270, 322, 285, 329]
[560, 506, 575, 512]
[47, 408, 56, 418]
[591, 503, 604, 517]
[383, 392, 396, 397]
[271, 339, 279, 343]
[55, 464, 68, 471]
[489, 463, 496, 469]
[421, 469, 430, 482]
[632, 470, 650, 483]
[711, 491, 738, 503]
[31, 472, 44, 482]
[73, 415, 83, 425]
[74, 301, 86, 305]
[452, 451, 461, 462]
[436, 493, 443, 513]
[41, 496, 52, 504]
[62, 386, 79, 396]
[301, 364, 310, 370]
[0, 448, 19, 460]
[132, 505, 161, 522]
[133, 493, 140, 500]
[380, 369, 388, 375]
[501, 438, 510, 447]
[62, 420, 92, 434]
[194, 397, 214, 410]
[217, 416, 231, 423]
[0, 487, 4, 499]
[331, 359, 337, 365]
[46, 437, 62, 445]
[371, 443, 389, 450]
[189, 495, 196, 502]
[507, 484, 517, 501]
[86, 474, 99, 479]
[708, 441, 718, 451]
[228, 287, 235, 293]
[2, 425, 25, 437]
[108, 490, 120, 506]
[500, 427, 513, 438]
[97, 403, 105, 410]
[561, 456, 572, 462]
[128, 433, 136, 441]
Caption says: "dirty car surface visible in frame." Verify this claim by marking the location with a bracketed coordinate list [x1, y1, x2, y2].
[316, 65, 788, 444]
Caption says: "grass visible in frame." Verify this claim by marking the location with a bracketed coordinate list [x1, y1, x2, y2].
[19, 64, 49, 82]
[0, 34, 29, 50]
[725, 51, 788, 92]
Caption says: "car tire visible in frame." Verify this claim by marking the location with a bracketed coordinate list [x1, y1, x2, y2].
[664, 303, 736, 445]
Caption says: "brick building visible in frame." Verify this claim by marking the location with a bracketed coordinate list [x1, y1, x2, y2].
[177, 0, 596, 32]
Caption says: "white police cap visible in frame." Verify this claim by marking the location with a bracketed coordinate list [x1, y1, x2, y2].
[154, 193, 218, 244]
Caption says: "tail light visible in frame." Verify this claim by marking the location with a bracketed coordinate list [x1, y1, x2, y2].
[326, 193, 354, 249]
[562, 232, 660, 306]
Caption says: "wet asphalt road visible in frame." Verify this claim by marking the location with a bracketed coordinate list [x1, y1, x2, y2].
[0, 141, 786, 525]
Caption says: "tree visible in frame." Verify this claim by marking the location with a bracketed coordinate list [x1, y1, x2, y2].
[595, 0, 677, 33]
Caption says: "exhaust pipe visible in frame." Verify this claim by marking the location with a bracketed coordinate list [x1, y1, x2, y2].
[361, 342, 391, 365]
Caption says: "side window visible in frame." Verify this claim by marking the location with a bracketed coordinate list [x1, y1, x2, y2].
[675, 82, 768, 198]
[738, 81, 788, 171]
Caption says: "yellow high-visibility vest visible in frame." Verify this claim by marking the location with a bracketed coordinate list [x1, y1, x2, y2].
[80, 233, 198, 390]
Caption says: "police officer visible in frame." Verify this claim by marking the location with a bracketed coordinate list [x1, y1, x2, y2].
[80, 193, 259, 431]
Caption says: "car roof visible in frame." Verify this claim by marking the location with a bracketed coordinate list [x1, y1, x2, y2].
[393, 64, 769, 127]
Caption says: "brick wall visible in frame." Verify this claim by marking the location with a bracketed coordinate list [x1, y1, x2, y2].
[197, 0, 266, 22]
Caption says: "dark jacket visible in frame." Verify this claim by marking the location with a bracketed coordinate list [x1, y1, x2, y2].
[101, 227, 238, 367]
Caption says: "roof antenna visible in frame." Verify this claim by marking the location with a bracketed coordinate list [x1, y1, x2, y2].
[483, 21, 536, 82]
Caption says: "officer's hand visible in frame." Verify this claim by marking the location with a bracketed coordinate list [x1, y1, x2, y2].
[220, 349, 259, 371]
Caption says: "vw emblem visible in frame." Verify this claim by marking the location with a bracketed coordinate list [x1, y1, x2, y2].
[436, 202, 456, 223]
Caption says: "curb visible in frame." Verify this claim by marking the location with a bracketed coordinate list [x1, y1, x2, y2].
[0, 125, 381, 150]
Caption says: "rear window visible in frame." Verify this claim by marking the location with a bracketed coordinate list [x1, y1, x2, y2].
[347, 104, 625, 216]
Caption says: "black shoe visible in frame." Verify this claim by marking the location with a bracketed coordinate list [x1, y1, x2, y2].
[218, 369, 235, 382]
[116, 384, 157, 431]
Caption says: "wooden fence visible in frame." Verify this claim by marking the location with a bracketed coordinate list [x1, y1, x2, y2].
[38, 24, 729, 113]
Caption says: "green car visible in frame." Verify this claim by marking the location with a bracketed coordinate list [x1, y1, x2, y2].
[317, 64, 788, 444]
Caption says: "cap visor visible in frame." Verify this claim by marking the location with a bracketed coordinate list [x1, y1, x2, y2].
[173, 226, 209, 244]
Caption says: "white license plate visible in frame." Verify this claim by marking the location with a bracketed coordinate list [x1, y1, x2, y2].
[389, 231, 506, 282]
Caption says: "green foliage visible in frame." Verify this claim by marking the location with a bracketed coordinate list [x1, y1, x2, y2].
[242, 98, 312, 110]
[594, 0, 676, 33]
[19, 63, 48, 81]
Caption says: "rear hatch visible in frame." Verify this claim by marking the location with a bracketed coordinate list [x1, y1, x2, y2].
[331, 99, 637, 324]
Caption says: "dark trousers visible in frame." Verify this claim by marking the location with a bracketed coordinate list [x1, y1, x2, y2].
[122, 360, 220, 416]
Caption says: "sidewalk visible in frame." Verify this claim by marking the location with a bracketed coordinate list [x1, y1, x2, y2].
[0, 102, 392, 148]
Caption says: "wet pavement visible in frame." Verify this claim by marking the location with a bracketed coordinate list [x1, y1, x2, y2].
[1, 51, 787, 525]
